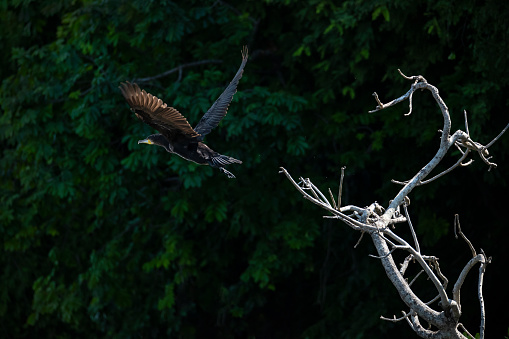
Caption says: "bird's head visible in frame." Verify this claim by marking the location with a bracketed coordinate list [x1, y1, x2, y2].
[138, 134, 168, 148]
[138, 136, 155, 145]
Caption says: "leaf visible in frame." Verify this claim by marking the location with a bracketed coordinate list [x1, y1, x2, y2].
[372, 6, 390, 22]
[158, 283, 175, 310]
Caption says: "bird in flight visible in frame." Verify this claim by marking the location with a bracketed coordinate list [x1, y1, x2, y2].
[119, 47, 248, 178]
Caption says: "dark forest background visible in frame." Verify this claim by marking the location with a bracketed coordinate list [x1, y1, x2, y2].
[1, 0, 508, 338]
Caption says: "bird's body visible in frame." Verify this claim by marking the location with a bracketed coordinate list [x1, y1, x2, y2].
[154, 133, 238, 168]
[119, 47, 248, 178]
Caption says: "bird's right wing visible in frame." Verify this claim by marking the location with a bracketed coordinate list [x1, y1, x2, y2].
[119, 82, 199, 139]
[194, 46, 248, 141]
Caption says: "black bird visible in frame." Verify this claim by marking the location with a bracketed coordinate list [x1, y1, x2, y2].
[119, 47, 248, 178]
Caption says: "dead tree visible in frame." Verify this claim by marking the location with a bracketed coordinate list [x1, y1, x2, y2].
[280, 70, 508, 339]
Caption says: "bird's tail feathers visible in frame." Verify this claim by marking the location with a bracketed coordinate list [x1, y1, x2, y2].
[211, 154, 242, 167]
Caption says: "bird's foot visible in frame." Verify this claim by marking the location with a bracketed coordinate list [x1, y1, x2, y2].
[219, 167, 236, 179]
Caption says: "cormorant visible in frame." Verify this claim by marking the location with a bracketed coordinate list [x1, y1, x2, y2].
[119, 47, 248, 178]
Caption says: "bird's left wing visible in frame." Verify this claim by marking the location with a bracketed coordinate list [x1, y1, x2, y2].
[194, 46, 248, 141]
[119, 82, 199, 139]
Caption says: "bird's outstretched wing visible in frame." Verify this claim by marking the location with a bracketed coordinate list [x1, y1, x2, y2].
[194, 46, 248, 141]
[119, 81, 199, 140]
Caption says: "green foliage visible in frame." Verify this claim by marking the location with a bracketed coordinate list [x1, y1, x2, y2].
[1, 0, 508, 337]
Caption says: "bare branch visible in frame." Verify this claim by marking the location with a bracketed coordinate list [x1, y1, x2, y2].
[369, 70, 426, 115]
[408, 313, 464, 338]
[282, 166, 452, 322]
[370, 232, 450, 329]
[280, 70, 502, 338]
[452, 254, 484, 310]
[478, 249, 491, 339]
[375, 77, 454, 223]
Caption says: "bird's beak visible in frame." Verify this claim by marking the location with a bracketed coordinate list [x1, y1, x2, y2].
[138, 138, 153, 145]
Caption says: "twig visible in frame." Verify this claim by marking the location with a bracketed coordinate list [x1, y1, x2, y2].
[328, 187, 337, 209]
[391, 179, 408, 185]
[369, 246, 399, 259]
[392, 148, 472, 186]
[354, 231, 365, 248]
[403, 203, 420, 253]
[425, 294, 441, 306]
[454, 214, 476, 257]
[134, 59, 223, 83]
[463, 110, 470, 136]
[455, 141, 467, 155]
[299, 177, 321, 202]
[279, 168, 368, 230]
[368, 86, 414, 113]
[400, 255, 413, 275]
[453, 130, 501, 170]
[338, 205, 366, 214]
[420, 148, 472, 184]
[430, 257, 448, 292]
[380, 310, 412, 322]
[458, 323, 475, 339]
[372, 92, 384, 110]
[405, 90, 414, 116]
[337, 166, 346, 210]
[408, 270, 425, 287]
[310, 181, 332, 207]
[485, 122, 509, 149]
[398, 69, 427, 83]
